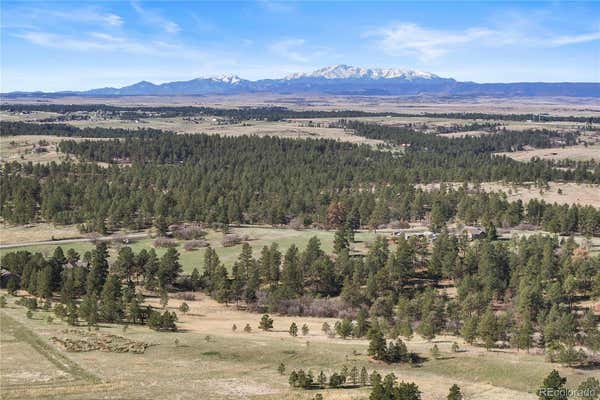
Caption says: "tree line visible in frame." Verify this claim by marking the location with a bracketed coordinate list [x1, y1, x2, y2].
[0, 121, 170, 138]
[2, 103, 596, 123]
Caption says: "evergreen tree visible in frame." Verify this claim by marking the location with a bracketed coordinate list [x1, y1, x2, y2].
[157, 247, 182, 289]
[259, 314, 274, 331]
[478, 308, 498, 350]
[87, 243, 109, 295]
[360, 366, 368, 386]
[99, 275, 123, 322]
[289, 322, 298, 337]
[368, 324, 387, 360]
[277, 362, 286, 375]
[537, 370, 567, 400]
[447, 384, 463, 400]
[79, 293, 99, 326]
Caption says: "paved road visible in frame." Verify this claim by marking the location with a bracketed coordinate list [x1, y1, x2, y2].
[0, 232, 149, 249]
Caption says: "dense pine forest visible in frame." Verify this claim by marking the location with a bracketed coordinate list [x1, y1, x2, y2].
[1, 118, 599, 233]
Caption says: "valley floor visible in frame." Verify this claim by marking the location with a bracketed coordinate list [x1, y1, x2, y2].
[1, 293, 594, 400]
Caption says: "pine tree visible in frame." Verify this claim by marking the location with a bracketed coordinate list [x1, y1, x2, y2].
[99, 275, 123, 322]
[367, 324, 387, 360]
[289, 322, 298, 337]
[537, 370, 567, 400]
[259, 314, 274, 331]
[301, 323, 309, 336]
[178, 302, 189, 315]
[79, 293, 99, 326]
[461, 315, 479, 344]
[353, 308, 370, 338]
[87, 243, 109, 295]
[478, 308, 498, 350]
[333, 227, 349, 254]
[281, 245, 302, 296]
[360, 366, 368, 386]
[277, 362, 286, 375]
[430, 344, 441, 359]
[447, 384, 463, 400]
[158, 247, 182, 289]
[350, 366, 358, 385]
[190, 267, 201, 291]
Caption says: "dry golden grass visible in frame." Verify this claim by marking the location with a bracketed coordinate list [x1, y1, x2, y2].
[0, 223, 84, 245]
[419, 181, 600, 207]
[2, 292, 595, 400]
[0, 135, 67, 164]
[497, 144, 600, 162]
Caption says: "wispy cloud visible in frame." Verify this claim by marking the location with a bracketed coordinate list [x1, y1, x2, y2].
[131, 1, 180, 34]
[550, 32, 600, 46]
[1, 6, 124, 30]
[257, 0, 296, 14]
[365, 23, 491, 61]
[50, 8, 124, 27]
[16, 31, 206, 59]
[269, 38, 309, 62]
[268, 38, 331, 63]
[366, 22, 600, 61]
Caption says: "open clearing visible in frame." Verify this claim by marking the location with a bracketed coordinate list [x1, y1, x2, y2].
[0, 226, 379, 273]
[497, 144, 600, 162]
[0, 223, 85, 245]
[0, 135, 69, 164]
[418, 181, 600, 208]
[0, 294, 594, 400]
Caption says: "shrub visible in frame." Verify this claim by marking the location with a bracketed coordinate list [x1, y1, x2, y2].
[183, 240, 209, 251]
[222, 234, 242, 247]
[148, 310, 178, 331]
[171, 224, 207, 240]
[153, 237, 178, 248]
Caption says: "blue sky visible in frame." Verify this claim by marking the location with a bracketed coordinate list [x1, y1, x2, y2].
[1, 1, 599, 91]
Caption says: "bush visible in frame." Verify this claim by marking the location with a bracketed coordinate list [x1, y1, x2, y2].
[222, 234, 242, 247]
[148, 310, 178, 331]
[153, 237, 178, 248]
[170, 224, 207, 240]
[183, 240, 209, 251]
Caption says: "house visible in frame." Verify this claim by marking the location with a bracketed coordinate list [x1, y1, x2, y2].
[463, 226, 486, 240]
[393, 230, 437, 241]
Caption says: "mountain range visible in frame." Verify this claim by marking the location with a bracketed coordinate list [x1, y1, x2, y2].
[5, 65, 600, 98]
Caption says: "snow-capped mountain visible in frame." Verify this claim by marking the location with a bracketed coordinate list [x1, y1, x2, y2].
[209, 75, 244, 84]
[284, 65, 438, 80]
[5, 65, 599, 97]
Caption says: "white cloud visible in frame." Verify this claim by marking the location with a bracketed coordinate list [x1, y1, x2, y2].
[16, 31, 207, 59]
[550, 32, 600, 46]
[365, 23, 492, 61]
[269, 38, 309, 62]
[1, 6, 124, 29]
[131, 1, 180, 34]
[268, 38, 331, 63]
[366, 22, 600, 61]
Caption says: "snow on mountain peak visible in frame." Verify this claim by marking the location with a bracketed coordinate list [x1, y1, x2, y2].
[284, 64, 438, 80]
[209, 74, 243, 84]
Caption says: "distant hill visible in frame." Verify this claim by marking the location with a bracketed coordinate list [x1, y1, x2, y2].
[4, 64, 599, 97]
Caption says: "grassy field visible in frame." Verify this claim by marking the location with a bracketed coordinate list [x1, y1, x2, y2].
[418, 181, 600, 208]
[497, 144, 600, 162]
[1, 293, 593, 400]
[0, 227, 379, 274]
